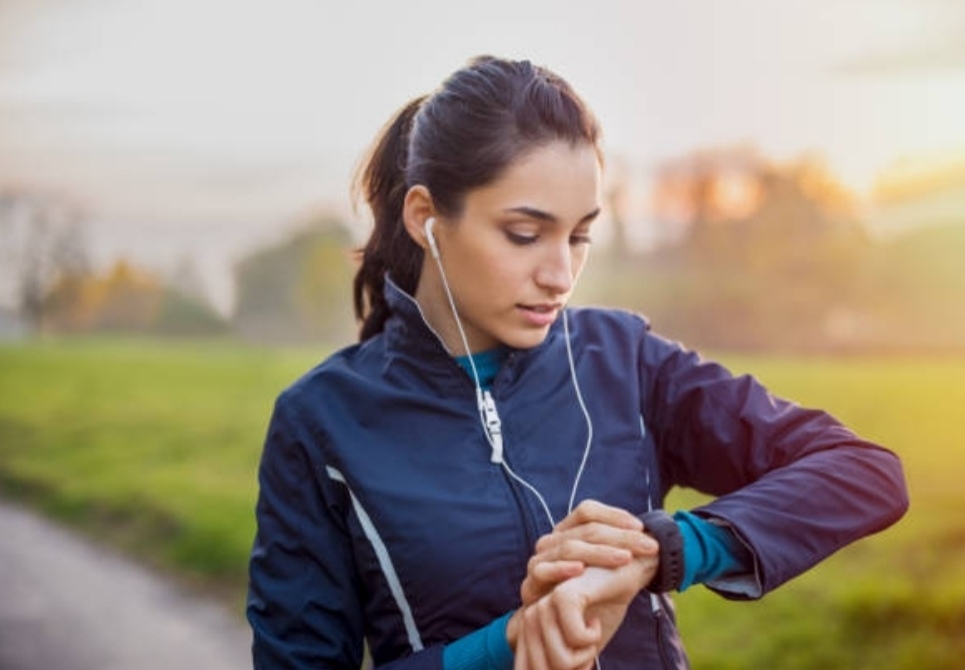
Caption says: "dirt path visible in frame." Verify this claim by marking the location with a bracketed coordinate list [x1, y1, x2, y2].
[0, 501, 251, 670]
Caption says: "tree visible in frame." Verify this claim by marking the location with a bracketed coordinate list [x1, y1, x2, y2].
[154, 257, 228, 336]
[233, 213, 355, 344]
[153, 288, 229, 336]
[91, 260, 164, 332]
[41, 257, 228, 337]
[587, 147, 872, 352]
[0, 189, 91, 332]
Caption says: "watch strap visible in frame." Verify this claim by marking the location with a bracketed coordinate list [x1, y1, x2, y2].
[640, 510, 685, 593]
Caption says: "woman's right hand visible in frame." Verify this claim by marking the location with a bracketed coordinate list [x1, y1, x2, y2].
[519, 500, 658, 606]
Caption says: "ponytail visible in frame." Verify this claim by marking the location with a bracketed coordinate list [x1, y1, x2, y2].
[352, 95, 427, 341]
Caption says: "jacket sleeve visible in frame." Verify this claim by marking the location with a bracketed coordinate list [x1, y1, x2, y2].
[247, 393, 445, 670]
[639, 329, 909, 599]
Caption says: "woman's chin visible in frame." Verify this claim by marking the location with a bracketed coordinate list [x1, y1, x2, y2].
[499, 327, 552, 351]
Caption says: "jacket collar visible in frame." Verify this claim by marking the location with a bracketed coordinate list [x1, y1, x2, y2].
[381, 275, 565, 391]
[383, 275, 455, 361]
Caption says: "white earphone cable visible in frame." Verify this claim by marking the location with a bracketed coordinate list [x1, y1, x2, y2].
[431, 243, 514, 466]
[563, 309, 594, 514]
[428, 226, 594, 530]
[432, 245, 481, 385]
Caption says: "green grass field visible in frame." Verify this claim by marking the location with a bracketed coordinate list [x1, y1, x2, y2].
[0, 338, 315, 603]
[1, 338, 963, 668]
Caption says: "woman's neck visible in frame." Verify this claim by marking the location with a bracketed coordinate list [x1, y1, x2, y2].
[414, 269, 495, 355]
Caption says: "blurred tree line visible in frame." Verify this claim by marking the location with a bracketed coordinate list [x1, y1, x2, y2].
[579, 146, 965, 354]
[2, 143, 963, 353]
[0, 190, 228, 338]
[0, 191, 355, 343]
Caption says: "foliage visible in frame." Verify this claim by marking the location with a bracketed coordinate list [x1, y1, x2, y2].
[154, 288, 231, 337]
[858, 224, 965, 350]
[233, 215, 356, 345]
[40, 260, 228, 337]
[2, 190, 228, 338]
[1, 340, 964, 668]
[579, 151, 965, 354]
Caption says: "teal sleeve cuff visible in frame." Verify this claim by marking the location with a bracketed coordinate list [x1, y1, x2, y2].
[674, 510, 749, 592]
[442, 612, 514, 670]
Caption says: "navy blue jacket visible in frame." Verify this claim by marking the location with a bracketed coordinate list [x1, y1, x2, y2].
[247, 281, 908, 670]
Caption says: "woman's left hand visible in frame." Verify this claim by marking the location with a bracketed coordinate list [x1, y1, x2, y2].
[520, 500, 658, 606]
[512, 554, 659, 670]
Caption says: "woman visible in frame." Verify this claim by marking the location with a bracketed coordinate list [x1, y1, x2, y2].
[247, 55, 908, 670]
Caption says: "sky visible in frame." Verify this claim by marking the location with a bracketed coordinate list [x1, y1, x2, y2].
[2, 0, 964, 311]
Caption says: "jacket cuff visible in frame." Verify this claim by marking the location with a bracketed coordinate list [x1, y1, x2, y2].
[442, 612, 513, 670]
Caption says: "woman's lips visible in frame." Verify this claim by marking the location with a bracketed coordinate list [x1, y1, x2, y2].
[517, 303, 561, 327]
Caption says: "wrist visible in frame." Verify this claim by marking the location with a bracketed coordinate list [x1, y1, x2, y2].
[505, 609, 520, 652]
[639, 510, 685, 593]
[625, 551, 656, 593]
[444, 612, 515, 670]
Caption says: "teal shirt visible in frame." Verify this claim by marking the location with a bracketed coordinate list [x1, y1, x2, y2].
[454, 347, 507, 390]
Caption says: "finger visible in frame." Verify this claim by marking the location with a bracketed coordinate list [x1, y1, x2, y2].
[521, 560, 585, 604]
[552, 539, 635, 566]
[522, 607, 550, 670]
[533, 559, 585, 581]
[514, 624, 529, 670]
[535, 597, 569, 670]
[539, 522, 654, 555]
[537, 526, 656, 560]
[546, 637, 599, 670]
[536, 598, 599, 670]
[555, 500, 643, 533]
[636, 554, 660, 592]
[581, 618, 602, 666]
[553, 590, 601, 649]
[569, 645, 600, 670]
[513, 619, 528, 670]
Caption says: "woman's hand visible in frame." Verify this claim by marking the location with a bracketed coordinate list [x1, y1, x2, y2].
[508, 501, 660, 669]
[513, 600, 600, 670]
[512, 554, 660, 670]
[520, 501, 658, 606]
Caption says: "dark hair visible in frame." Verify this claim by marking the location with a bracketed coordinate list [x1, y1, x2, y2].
[352, 55, 602, 340]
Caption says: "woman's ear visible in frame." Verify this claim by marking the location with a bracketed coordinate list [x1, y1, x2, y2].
[402, 185, 436, 253]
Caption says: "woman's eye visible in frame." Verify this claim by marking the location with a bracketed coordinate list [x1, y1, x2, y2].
[506, 231, 538, 245]
[570, 233, 593, 246]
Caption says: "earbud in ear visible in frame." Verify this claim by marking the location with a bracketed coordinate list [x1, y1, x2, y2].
[425, 217, 440, 259]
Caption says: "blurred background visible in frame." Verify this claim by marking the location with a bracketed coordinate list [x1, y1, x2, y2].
[2, 0, 964, 349]
[1, 1, 964, 668]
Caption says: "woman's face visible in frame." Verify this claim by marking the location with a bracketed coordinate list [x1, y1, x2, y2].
[416, 140, 602, 354]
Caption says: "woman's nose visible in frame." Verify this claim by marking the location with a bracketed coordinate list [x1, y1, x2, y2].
[535, 244, 574, 294]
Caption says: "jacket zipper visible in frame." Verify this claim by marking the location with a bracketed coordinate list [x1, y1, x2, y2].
[402, 298, 543, 598]
[653, 594, 672, 669]
[484, 378, 543, 572]
[487, 391, 541, 566]
[502, 462, 541, 566]
[645, 451, 673, 669]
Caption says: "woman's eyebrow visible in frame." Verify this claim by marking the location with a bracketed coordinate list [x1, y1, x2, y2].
[504, 205, 602, 225]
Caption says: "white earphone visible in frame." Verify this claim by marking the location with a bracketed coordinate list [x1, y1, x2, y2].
[425, 217, 440, 259]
